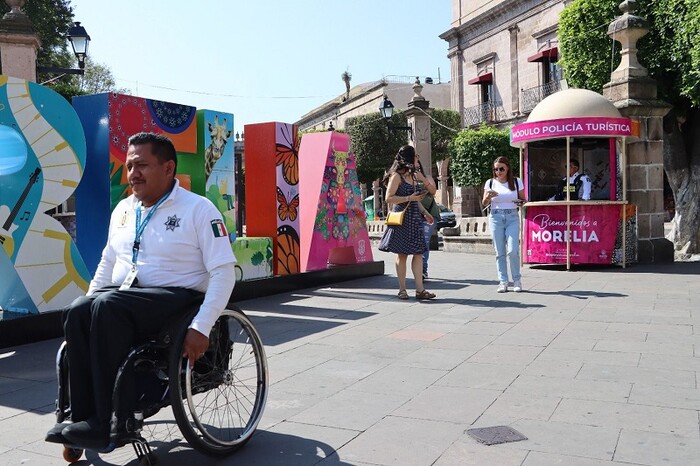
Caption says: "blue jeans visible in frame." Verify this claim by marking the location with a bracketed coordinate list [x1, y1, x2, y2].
[422, 218, 437, 275]
[488, 209, 521, 283]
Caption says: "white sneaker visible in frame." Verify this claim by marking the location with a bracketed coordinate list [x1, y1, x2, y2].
[513, 280, 522, 292]
[497, 282, 508, 293]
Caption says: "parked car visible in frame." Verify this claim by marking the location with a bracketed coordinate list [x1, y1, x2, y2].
[436, 204, 456, 231]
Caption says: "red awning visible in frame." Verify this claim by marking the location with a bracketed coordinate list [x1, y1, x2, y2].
[467, 72, 493, 85]
[528, 47, 558, 63]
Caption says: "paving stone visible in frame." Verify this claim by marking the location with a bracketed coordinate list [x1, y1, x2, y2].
[522, 450, 646, 465]
[576, 363, 695, 388]
[550, 398, 699, 437]
[437, 362, 522, 391]
[337, 415, 464, 465]
[614, 429, 700, 466]
[537, 347, 641, 367]
[468, 344, 543, 365]
[506, 375, 632, 403]
[491, 419, 618, 460]
[392, 385, 499, 424]
[288, 388, 410, 431]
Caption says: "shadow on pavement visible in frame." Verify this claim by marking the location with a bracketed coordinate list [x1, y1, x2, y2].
[78, 429, 355, 466]
[524, 289, 628, 299]
[529, 261, 700, 275]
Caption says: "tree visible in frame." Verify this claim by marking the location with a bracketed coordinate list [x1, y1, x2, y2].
[430, 108, 461, 162]
[559, 0, 700, 257]
[448, 125, 518, 207]
[345, 112, 408, 185]
[78, 56, 130, 94]
[341, 70, 352, 101]
[429, 108, 461, 206]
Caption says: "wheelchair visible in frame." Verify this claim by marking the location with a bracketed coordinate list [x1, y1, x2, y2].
[53, 305, 268, 465]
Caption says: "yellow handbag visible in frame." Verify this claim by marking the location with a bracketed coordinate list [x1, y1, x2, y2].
[385, 203, 409, 226]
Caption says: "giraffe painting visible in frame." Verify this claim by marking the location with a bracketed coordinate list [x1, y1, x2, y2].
[204, 115, 232, 178]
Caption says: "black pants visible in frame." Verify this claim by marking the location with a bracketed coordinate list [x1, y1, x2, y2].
[62, 286, 204, 427]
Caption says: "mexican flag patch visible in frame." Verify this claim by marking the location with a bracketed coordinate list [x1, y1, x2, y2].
[211, 219, 228, 238]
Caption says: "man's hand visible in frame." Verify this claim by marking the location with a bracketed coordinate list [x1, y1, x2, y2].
[182, 328, 210, 368]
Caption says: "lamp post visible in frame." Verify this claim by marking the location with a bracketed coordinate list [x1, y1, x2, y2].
[379, 95, 413, 140]
[36, 21, 90, 75]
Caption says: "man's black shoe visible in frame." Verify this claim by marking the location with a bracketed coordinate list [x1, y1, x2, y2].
[62, 419, 109, 450]
[45, 421, 72, 444]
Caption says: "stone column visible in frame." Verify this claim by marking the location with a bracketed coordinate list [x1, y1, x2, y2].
[603, 0, 673, 263]
[0, 0, 40, 82]
[404, 77, 433, 174]
[449, 48, 464, 124]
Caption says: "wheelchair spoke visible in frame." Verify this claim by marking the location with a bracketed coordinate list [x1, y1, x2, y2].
[170, 307, 268, 454]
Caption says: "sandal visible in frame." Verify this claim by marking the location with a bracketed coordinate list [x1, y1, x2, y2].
[397, 290, 409, 300]
[415, 290, 436, 300]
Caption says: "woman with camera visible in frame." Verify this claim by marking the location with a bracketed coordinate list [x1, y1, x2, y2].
[378, 145, 436, 300]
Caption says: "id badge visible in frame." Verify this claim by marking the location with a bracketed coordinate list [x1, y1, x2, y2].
[120, 267, 139, 290]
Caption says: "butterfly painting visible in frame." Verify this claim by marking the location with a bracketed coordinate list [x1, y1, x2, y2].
[276, 124, 299, 186]
[277, 187, 299, 222]
[277, 225, 300, 275]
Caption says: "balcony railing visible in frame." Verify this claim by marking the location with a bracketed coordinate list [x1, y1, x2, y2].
[463, 101, 506, 127]
[521, 80, 563, 113]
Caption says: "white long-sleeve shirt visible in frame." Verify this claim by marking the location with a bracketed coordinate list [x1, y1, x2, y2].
[89, 179, 236, 337]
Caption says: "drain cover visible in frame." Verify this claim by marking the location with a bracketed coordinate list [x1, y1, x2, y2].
[466, 426, 527, 445]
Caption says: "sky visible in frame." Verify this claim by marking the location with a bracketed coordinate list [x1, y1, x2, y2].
[68, 0, 453, 136]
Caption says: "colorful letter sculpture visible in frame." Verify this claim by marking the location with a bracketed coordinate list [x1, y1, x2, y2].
[0, 75, 91, 314]
[232, 237, 273, 281]
[199, 110, 236, 240]
[298, 131, 373, 272]
[244, 122, 300, 276]
[73, 93, 201, 274]
[72, 95, 241, 270]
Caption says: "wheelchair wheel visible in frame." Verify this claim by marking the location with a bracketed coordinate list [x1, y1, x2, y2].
[169, 306, 268, 456]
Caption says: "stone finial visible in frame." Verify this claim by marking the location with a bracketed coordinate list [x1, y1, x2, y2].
[1, 0, 35, 33]
[412, 77, 425, 101]
[607, 0, 649, 79]
[3, 0, 26, 18]
[618, 0, 637, 14]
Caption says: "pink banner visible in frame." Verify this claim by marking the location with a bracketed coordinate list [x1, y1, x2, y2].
[511, 117, 633, 144]
[523, 204, 621, 264]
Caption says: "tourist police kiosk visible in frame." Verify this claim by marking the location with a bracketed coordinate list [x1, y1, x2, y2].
[510, 88, 638, 269]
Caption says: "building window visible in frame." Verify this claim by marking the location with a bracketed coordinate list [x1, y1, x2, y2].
[528, 47, 560, 84]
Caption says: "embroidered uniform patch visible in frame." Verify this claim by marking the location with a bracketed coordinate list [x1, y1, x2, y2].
[165, 215, 181, 231]
[211, 219, 228, 238]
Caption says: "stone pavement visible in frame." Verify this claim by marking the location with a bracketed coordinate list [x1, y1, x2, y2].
[1, 248, 699, 466]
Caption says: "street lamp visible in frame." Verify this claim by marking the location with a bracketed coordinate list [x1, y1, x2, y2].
[379, 95, 412, 140]
[37, 21, 91, 75]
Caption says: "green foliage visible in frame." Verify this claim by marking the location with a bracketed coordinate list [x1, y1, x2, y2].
[430, 108, 462, 162]
[448, 125, 518, 187]
[558, 0, 700, 106]
[346, 112, 408, 185]
[79, 57, 130, 95]
[558, 0, 619, 93]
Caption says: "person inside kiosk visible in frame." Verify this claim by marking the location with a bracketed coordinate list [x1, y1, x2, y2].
[549, 159, 592, 201]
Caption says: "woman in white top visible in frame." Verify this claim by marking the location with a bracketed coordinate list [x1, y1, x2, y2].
[482, 156, 525, 293]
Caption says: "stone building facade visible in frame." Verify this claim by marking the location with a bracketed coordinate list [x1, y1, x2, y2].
[295, 76, 451, 132]
[441, 0, 569, 129]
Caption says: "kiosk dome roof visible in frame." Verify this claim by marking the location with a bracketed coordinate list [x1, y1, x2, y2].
[527, 88, 621, 122]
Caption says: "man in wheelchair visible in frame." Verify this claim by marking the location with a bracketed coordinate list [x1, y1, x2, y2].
[45, 132, 236, 451]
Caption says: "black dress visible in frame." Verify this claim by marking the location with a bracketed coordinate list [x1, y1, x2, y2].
[378, 178, 426, 255]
